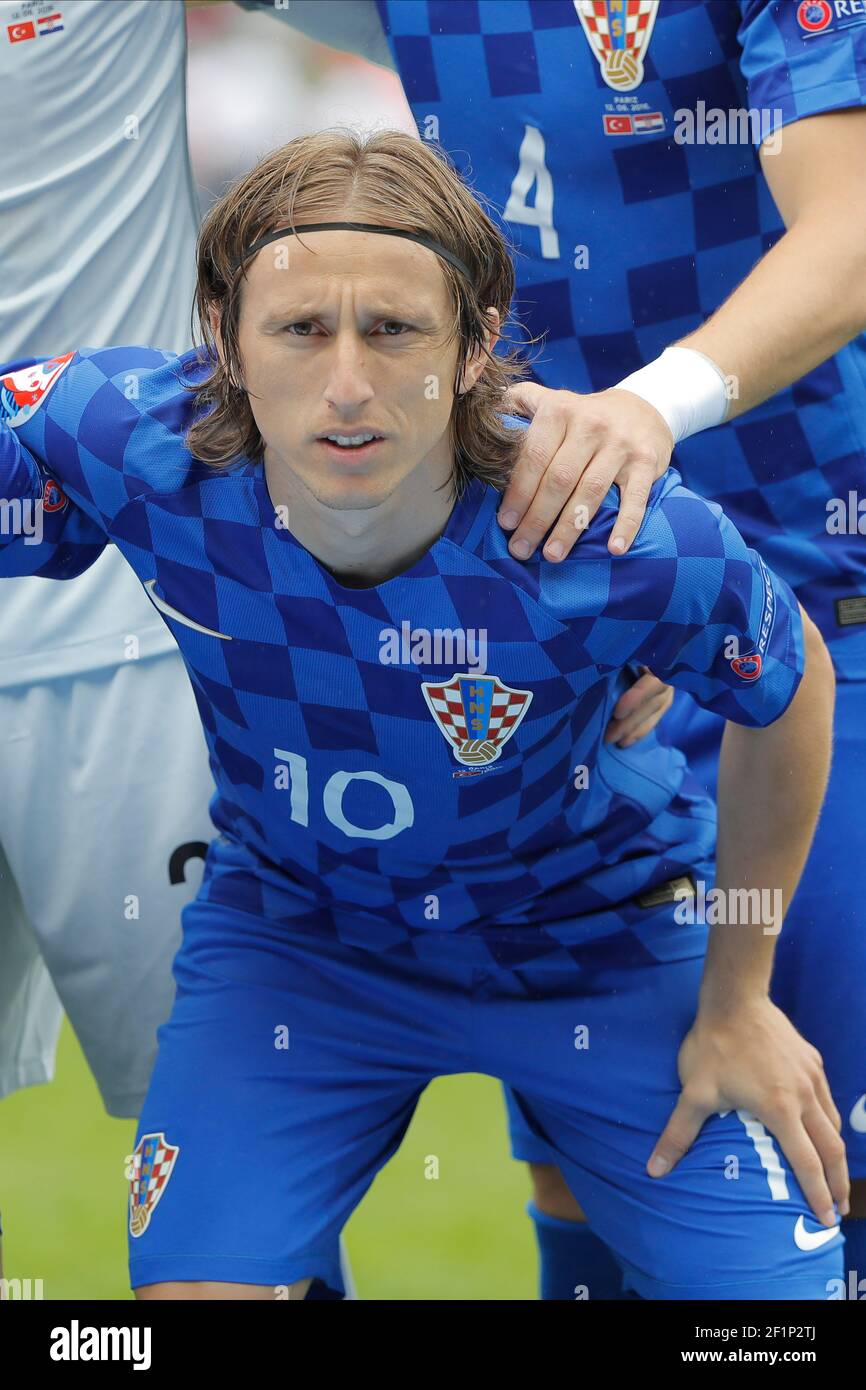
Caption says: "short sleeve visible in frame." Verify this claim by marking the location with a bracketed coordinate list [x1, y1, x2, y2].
[580, 480, 805, 728]
[737, 0, 866, 139]
[0, 413, 107, 580]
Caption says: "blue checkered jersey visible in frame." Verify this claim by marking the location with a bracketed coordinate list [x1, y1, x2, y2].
[0, 346, 804, 963]
[365, 0, 866, 677]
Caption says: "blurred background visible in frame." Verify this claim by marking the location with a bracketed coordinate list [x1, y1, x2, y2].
[0, 1, 536, 1301]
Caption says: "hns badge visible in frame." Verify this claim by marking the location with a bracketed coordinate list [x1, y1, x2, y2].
[0, 352, 74, 429]
[575, 0, 659, 91]
[421, 673, 532, 766]
[126, 1133, 179, 1237]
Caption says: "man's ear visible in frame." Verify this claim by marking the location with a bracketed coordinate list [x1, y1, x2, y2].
[458, 307, 501, 396]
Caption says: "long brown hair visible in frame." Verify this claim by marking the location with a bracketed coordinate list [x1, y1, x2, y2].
[184, 128, 535, 496]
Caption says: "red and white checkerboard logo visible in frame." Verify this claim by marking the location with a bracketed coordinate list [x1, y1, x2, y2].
[575, 0, 659, 91]
[126, 1133, 180, 1237]
[421, 673, 533, 767]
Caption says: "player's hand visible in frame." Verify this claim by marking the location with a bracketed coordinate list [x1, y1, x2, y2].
[497, 382, 674, 562]
[648, 996, 850, 1227]
[604, 669, 673, 747]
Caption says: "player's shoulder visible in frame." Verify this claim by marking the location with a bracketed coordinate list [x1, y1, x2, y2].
[1, 344, 212, 493]
[468, 439, 740, 627]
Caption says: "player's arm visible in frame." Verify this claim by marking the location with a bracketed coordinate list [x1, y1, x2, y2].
[651, 605, 847, 1228]
[677, 108, 866, 417]
[0, 353, 124, 580]
[601, 482, 844, 1223]
[0, 409, 106, 580]
[500, 105, 866, 561]
[501, 0, 866, 563]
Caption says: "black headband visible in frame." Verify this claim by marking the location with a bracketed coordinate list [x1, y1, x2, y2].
[231, 222, 476, 285]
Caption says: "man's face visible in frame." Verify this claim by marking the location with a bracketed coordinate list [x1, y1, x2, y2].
[228, 227, 496, 512]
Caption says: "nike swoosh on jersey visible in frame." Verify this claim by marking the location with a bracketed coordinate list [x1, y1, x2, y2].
[144, 579, 232, 640]
[793, 1215, 840, 1251]
[850, 1094, 866, 1134]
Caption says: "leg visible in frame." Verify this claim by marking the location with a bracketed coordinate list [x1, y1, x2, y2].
[490, 947, 844, 1299]
[528, 1162, 587, 1221]
[502, 1084, 627, 1299]
[136, 1279, 312, 1300]
[0, 660, 214, 1117]
[127, 902, 465, 1297]
[767, 680, 866, 1285]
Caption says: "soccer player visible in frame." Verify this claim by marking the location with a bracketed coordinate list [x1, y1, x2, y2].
[0, 129, 847, 1299]
[243, 0, 866, 1299]
[0, 0, 641, 1296]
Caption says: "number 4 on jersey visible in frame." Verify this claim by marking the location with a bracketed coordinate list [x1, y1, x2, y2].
[503, 125, 560, 260]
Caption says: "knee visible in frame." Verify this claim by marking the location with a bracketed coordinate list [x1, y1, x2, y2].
[528, 1163, 587, 1222]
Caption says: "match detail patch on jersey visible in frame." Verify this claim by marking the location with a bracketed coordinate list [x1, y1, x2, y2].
[421, 673, 532, 766]
[126, 1133, 180, 1238]
[0, 353, 75, 429]
[575, 0, 659, 92]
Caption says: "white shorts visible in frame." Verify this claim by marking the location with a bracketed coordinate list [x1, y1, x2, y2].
[0, 650, 214, 1117]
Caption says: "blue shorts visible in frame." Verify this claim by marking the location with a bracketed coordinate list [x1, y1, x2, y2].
[508, 678, 866, 1179]
[128, 901, 843, 1299]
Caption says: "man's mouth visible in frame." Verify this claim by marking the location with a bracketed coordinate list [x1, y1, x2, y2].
[315, 432, 386, 463]
[321, 432, 382, 448]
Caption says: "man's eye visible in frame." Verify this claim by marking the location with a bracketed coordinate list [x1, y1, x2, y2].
[377, 321, 412, 336]
[284, 322, 317, 336]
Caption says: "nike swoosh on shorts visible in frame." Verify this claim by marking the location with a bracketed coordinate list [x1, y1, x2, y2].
[793, 1215, 841, 1251]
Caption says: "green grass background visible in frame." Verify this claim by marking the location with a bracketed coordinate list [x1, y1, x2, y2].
[0, 1019, 537, 1300]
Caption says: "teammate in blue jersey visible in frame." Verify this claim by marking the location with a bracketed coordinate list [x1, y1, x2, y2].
[241, 0, 866, 1299]
[0, 130, 847, 1299]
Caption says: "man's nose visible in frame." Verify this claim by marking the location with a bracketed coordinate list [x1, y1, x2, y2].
[322, 329, 375, 413]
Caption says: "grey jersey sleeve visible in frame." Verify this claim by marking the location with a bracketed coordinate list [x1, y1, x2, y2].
[233, 0, 396, 70]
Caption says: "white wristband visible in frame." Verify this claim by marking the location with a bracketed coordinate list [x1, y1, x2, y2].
[612, 346, 729, 444]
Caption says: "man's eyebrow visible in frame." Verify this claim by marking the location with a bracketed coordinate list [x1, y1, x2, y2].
[259, 302, 437, 324]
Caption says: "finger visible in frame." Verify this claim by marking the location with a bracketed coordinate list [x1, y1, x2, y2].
[607, 463, 656, 556]
[769, 1114, 837, 1227]
[608, 708, 671, 748]
[497, 411, 570, 539]
[548, 445, 630, 546]
[604, 695, 671, 745]
[810, 1058, 843, 1135]
[610, 673, 669, 722]
[648, 1092, 709, 1177]
[803, 1104, 850, 1218]
[509, 433, 599, 560]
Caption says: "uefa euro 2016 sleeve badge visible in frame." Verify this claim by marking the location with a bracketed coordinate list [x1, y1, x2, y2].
[125, 1133, 180, 1237]
[421, 674, 533, 767]
[0, 352, 76, 429]
[575, 0, 659, 92]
